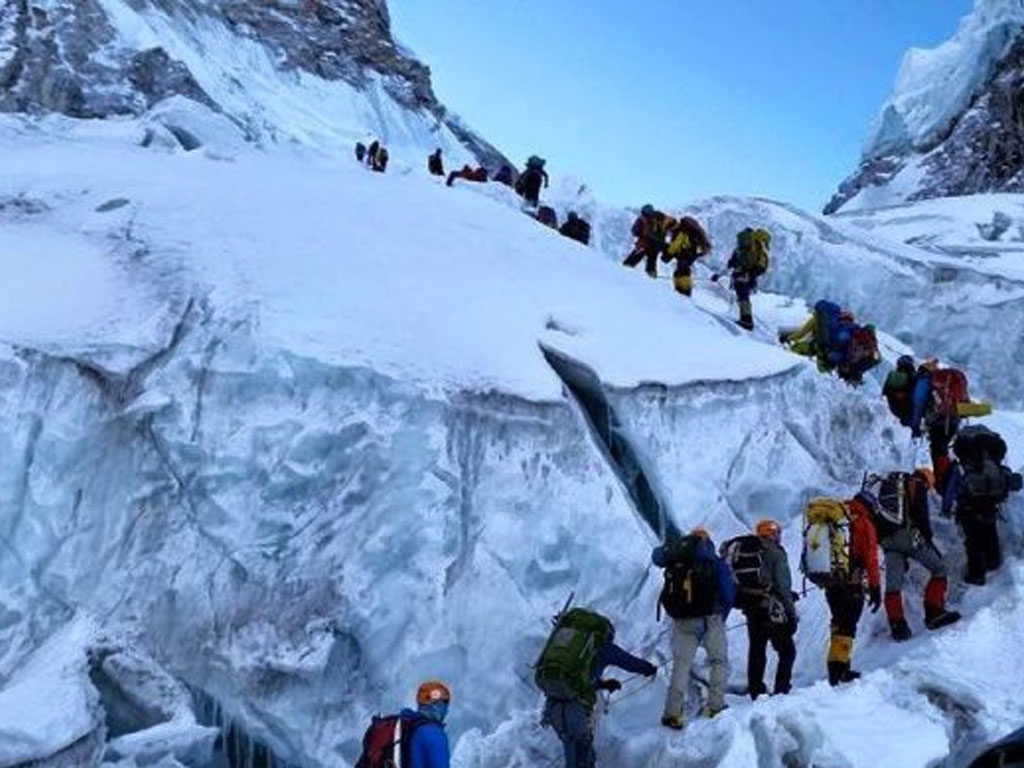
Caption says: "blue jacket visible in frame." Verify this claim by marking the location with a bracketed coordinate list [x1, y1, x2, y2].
[400, 709, 449, 768]
[652, 537, 736, 619]
[910, 372, 933, 436]
[593, 640, 654, 683]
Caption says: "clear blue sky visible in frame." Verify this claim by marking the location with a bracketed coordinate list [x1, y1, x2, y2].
[389, 0, 972, 212]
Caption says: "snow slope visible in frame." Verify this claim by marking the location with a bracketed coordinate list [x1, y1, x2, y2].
[0, 111, 1022, 768]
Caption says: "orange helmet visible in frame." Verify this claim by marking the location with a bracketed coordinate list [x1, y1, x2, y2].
[691, 526, 711, 539]
[755, 519, 781, 539]
[417, 680, 452, 707]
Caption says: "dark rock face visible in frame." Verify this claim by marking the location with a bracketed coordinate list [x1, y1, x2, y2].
[0, 0, 509, 168]
[825, 29, 1024, 213]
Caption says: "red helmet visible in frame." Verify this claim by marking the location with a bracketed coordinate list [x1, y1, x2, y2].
[417, 680, 452, 707]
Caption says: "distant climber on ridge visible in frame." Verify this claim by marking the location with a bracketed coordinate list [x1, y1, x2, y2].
[535, 606, 656, 768]
[653, 528, 735, 728]
[660, 216, 711, 297]
[559, 211, 591, 245]
[428, 148, 444, 177]
[493, 165, 515, 187]
[446, 165, 488, 187]
[623, 204, 675, 278]
[515, 155, 549, 207]
[713, 228, 771, 331]
[355, 680, 451, 768]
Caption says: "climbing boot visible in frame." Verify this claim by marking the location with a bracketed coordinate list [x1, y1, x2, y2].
[661, 714, 685, 730]
[889, 618, 912, 642]
[924, 610, 961, 630]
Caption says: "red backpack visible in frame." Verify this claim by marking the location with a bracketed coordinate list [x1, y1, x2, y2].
[355, 714, 422, 768]
[931, 368, 969, 416]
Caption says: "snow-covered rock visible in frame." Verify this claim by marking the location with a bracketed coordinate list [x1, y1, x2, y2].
[0, 0, 508, 169]
[826, 0, 1024, 212]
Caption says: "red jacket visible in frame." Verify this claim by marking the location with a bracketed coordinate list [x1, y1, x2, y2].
[847, 498, 880, 589]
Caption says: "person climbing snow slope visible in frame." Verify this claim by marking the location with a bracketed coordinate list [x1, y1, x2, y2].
[559, 211, 591, 245]
[515, 155, 549, 207]
[428, 148, 444, 176]
[943, 425, 1023, 585]
[623, 204, 675, 278]
[653, 528, 735, 728]
[864, 470, 959, 641]
[660, 216, 711, 297]
[714, 227, 770, 330]
[779, 300, 879, 383]
[535, 607, 656, 768]
[722, 519, 797, 699]
[802, 493, 881, 686]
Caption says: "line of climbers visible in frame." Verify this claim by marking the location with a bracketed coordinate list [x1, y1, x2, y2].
[355, 422, 1020, 768]
[359, 141, 594, 248]
[621, 205, 769, 331]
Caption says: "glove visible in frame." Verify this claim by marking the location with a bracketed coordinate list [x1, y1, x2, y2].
[642, 661, 658, 678]
[710, 273, 721, 283]
[868, 586, 882, 613]
[785, 616, 799, 635]
[597, 679, 622, 693]
[790, 591, 801, 603]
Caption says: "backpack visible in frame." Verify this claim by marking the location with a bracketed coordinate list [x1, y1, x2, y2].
[839, 325, 880, 381]
[537, 205, 558, 228]
[527, 155, 546, 170]
[801, 498, 851, 587]
[930, 368, 969, 418]
[954, 425, 1008, 467]
[668, 217, 711, 258]
[659, 535, 718, 620]
[355, 713, 422, 768]
[883, 368, 915, 424]
[865, 472, 909, 538]
[721, 535, 771, 605]
[534, 608, 613, 705]
[735, 228, 770, 276]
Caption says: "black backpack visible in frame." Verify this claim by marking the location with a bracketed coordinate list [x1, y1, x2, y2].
[721, 536, 770, 592]
[954, 425, 1007, 468]
[659, 536, 718, 620]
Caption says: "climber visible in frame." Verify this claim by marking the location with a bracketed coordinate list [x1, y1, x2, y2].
[355, 142, 367, 164]
[801, 493, 881, 686]
[905, 360, 991, 492]
[660, 216, 711, 297]
[535, 607, 657, 768]
[712, 228, 770, 330]
[536, 205, 559, 229]
[367, 139, 380, 167]
[515, 155, 549, 207]
[493, 165, 515, 187]
[778, 300, 879, 383]
[864, 470, 959, 641]
[371, 144, 389, 173]
[559, 211, 591, 245]
[653, 527, 735, 728]
[882, 355, 919, 427]
[722, 520, 797, 699]
[446, 165, 488, 187]
[623, 204, 675, 278]
[428, 148, 444, 177]
[355, 680, 451, 768]
[943, 425, 1023, 585]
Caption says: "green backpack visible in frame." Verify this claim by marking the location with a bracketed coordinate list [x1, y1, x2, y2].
[735, 228, 771, 276]
[534, 608, 613, 705]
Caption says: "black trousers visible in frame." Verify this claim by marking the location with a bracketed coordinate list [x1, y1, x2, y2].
[961, 512, 1001, 581]
[623, 245, 659, 275]
[746, 612, 796, 695]
[825, 583, 864, 638]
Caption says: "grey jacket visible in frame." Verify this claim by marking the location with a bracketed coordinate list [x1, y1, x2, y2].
[762, 540, 797, 621]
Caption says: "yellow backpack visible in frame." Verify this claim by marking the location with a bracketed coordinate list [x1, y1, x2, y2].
[802, 498, 850, 586]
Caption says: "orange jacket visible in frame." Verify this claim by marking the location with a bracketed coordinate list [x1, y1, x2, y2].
[847, 498, 881, 589]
